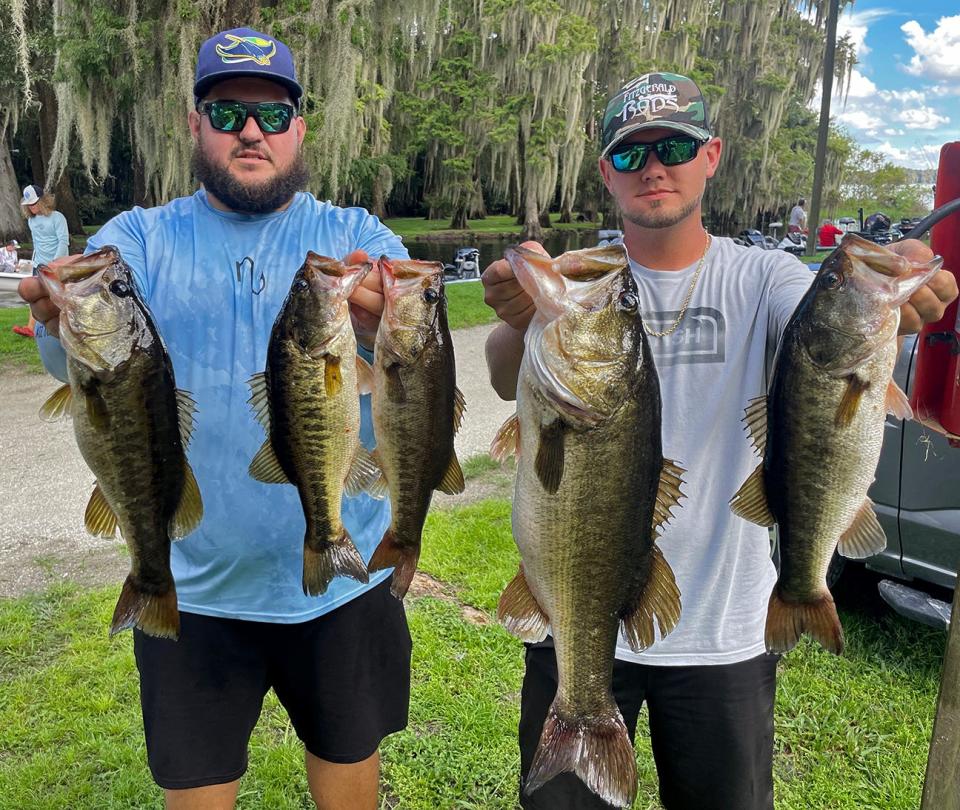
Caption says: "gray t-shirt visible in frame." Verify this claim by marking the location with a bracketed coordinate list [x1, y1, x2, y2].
[789, 205, 807, 230]
[620, 236, 813, 665]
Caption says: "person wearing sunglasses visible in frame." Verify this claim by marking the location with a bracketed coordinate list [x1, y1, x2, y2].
[18, 27, 410, 810]
[482, 72, 956, 810]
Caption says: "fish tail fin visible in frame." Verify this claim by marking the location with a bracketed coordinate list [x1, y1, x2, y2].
[302, 530, 369, 597]
[765, 586, 844, 655]
[524, 701, 637, 808]
[110, 575, 179, 640]
[367, 528, 419, 599]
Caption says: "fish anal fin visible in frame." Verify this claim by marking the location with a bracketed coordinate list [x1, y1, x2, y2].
[453, 386, 466, 433]
[324, 355, 343, 397]
[356, 354, 374, 395]
[84, 482, 118, 539]
[621, 545, 681, 652]
[175, 389, 198, 448]
[743, 395, 768, 456]
[886, 379, 912, 420]
[40, 383, 73, 422]
[249, 438, 290, 484]
[653, 458, 686, 538]
[169, 460, 204, 539]
[436, 452, 465, 494]
[535, 420, 564, 494]
[246, 372, 271, 431]
[367, 528, 419, 599]
[497, 566, 549, 642]
[345, 445, 384, 497]
[490, 412, 520, 462]
[835, 374, 871, 428]
[837, 499, 886, 559]
[765, 587, 843, 655]
[730, 464, 775, 527]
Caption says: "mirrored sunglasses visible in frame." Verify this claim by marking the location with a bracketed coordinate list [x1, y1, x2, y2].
[609, 134, 706, 172]
[200, 100, 295, 134]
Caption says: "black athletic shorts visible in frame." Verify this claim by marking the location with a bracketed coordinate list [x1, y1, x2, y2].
[132, 577, 411, 790]
[519, 640, 779, 810]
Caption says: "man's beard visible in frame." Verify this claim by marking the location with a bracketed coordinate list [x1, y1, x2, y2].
[191, 144, 310, 214]
[621, 192, 702, 230]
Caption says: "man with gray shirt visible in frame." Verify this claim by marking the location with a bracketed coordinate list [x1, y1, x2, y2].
[481, 72, 956, 809]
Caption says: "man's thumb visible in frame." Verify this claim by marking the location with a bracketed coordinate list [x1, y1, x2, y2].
[518, 240, 551, 258]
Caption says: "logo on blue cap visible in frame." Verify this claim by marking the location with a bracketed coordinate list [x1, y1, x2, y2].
[216, 34, 277, 65]
[194, 27, 303, 104]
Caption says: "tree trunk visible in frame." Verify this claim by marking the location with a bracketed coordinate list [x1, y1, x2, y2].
[36, 81, 84, 235]
[522, 179, 544, 243]
[539, 208, 551, 229]
[0, 140, 27, 242]
[449, 201, 468, 230]
[133, 153, 153, 208]
[371, 167, 389, 221]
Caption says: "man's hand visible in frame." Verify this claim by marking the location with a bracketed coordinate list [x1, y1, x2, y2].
[481, 240, 545, 331]
[344, 249, 384, 350]
[18, 274, 60, 337]
[889, 238, 958, 334]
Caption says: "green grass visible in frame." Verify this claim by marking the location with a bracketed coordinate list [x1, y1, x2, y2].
[0, 502, 946, 808]
[0, 306, 43, 372]
[445, 281, 496, 330]
[385, 213, 593, 240]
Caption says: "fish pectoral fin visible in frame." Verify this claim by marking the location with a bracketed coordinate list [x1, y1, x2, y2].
[453, 386, 466, 434]
[345, 445, 385, 498]
[355, 354, 374, 395]
[85, 390, 110, 430]
[729, 464, 775, 527]
[743, 395, 768, 456]
[885, 379, 913, 420]
[621, 545, 681, 652]
[835, 375, 871, 428]
[175, 389, 198, 448]
[534, 420, 565, 494]
[324, 355, 343, 397]
[84, 482, 118, 539]
[246, 372, 272, 431]
[436, 452, 465, 494]
[497, 566, 549, 642]
[837, 499, 886, 559]
[653, 458, 686, 539]
[248, 438, 290, 484]
[490, 412, 520, 462]
[169, 460, 204, 540]
[39, 383, 73, 422]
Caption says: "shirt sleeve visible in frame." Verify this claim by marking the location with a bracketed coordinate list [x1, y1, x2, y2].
[764, 254, 814, 381]
[55, 212, 69, 259]
[351, 211, 409, 261]
[85, 209, 150, 296]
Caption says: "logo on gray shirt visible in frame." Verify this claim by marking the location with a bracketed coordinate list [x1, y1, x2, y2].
[645, 306, 725, 365]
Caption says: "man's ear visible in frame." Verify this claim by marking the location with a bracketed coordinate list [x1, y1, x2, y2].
[295, 114, 307, 146]
[704, 137, 723, 179]
[598, 156, 616, 193]
[188, 109, 202, 143]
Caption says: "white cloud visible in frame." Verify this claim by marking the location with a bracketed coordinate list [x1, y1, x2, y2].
[844, 69, 878, 100]
[838, 8, 894, 58]
[902, 15, 960, 79]
[870, 140, 943, 169]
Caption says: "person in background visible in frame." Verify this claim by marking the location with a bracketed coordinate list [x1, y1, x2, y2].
[14, 185, 69, 339]
[0, 239, 19, 271]
[816, 218, 844, 249]
[787, 197, 807, 234]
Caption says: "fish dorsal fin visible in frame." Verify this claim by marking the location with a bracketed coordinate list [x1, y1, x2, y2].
[653, 459, 686, 539]
[886, 380, 912, 420]
[743, 396, 767, 456]
[169, 460, 204, 539]
[356, 354, 374, 395]
[535, 420, 564, 494]
[324, 355, 343, 397]
[84, 482, 118, 539]
[345, 445, 385, 498]
[836, 375, 871, 428]
[249, 438, 290, 484]
[729, 463, 775, 527]
[837, 499, 887, 559]
[176, 389, 198, 449]
[490, 412, 520, 462]
[436, 452, 465, 495]
[497, 566, 549, 642]
[621, 545, 681, 652]
[40, 383, 73, 422]
[247, 372, 271, 431]
[453, 386, 466, 434]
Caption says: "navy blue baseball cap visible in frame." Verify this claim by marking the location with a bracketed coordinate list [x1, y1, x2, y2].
[194, 28, 303, 104]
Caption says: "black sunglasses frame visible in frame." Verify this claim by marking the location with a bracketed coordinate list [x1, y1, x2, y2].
[608, 134, 707, 173]
[198, 100, 297, 134]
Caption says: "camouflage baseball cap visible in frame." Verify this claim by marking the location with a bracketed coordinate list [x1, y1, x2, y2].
[601, 72, 711, 158]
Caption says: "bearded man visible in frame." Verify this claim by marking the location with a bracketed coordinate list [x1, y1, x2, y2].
[18, 27, 410, 810]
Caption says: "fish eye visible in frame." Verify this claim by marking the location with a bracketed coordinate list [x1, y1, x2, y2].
[821, 270, 843, 290]
[423, 288, 440, 303]
[109, 280, 132, 297]
[294, 278, 309, 291]
[618, 292, 638, 311]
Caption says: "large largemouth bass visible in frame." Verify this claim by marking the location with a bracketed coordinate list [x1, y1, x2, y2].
[367, 258, 465, 599]
[491, 244, 685, 808]
[731, 234, 942, 654]
[248, 252, 381, 597]
[38, 248, 203, 640]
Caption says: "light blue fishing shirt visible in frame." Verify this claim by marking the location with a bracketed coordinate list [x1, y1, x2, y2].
[28, 210, 69, 266]
[45, 189, 408, 622]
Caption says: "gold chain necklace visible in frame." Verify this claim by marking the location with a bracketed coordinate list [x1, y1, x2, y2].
[644, 232, 712, 338]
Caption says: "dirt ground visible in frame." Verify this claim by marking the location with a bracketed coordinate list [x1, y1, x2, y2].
[0, 322, 515, 600]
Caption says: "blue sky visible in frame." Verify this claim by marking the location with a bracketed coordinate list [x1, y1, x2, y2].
[818, 2, 959, 168]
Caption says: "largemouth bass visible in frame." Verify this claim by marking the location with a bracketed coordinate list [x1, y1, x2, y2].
[491, 244, 685, 808]
[731, 234, 942, 654]
[38, 248, 203, 640]
[367, 258, 465, 599]
[248, 252, 381, 596]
